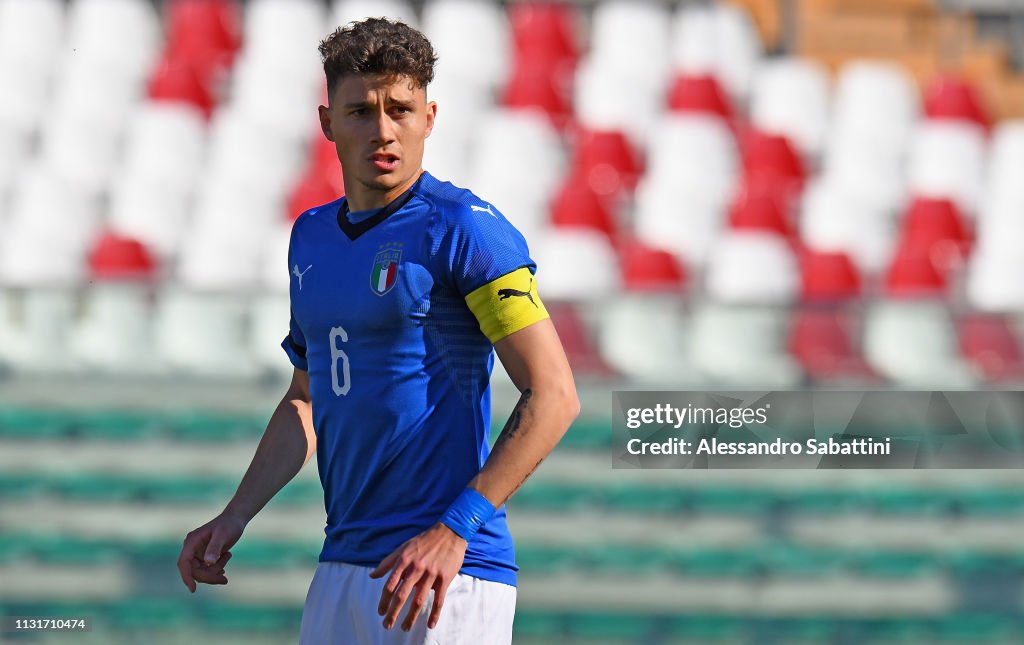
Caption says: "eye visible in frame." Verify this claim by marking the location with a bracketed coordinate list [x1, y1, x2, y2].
[349, 108, 367, 116]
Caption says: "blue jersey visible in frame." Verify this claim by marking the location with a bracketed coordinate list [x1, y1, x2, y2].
[281, 171, 540, 587]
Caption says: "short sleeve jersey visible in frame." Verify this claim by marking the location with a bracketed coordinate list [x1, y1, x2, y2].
[282, 171, 542, 587]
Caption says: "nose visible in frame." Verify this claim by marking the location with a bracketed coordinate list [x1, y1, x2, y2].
[371, 109, 397, 145]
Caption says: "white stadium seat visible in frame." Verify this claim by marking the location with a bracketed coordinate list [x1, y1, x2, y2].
[65, 0, 160, 85]
[750, 58, 830, 159]
[573, 55, 663, 150]
[422, 0, 511, 94]
[598, 295, 694, 386]
[688, 302, 802, 388]
[644, 114, 739, 209]
[155, 287, 259, 378]
[70, 284, 160, 374]
[243, 0, 327, 69]
[121, 103, 207, 194]
[830, 61, 919, 166]
[907, 121, 987, 218]
[0, 0, 65, 77]
[821, 138, 907, 216]
[634, 181, 725, 268]
[863, 301, 979, 387]
[250, 293, 294, 379]
[531, 227, 620, 301]
[987, 120, 1024, 207]
[671, 4, 762, 102]
[332, 0, 417, 28]
[0, 288, 80, 373]
[704, 231, 799, 305]
[590, 0, 671, 93]
[800, 179, 895, 274]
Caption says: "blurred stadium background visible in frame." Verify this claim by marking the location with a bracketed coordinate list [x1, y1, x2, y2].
[2, 0, 1024, 643]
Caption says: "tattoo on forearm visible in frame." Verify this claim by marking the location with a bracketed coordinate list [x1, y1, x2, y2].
[491, 388, 532, 454]
[501, 457, 544, 506]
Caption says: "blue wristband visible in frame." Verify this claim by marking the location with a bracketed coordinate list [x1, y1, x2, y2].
[440, 488, 496, 542]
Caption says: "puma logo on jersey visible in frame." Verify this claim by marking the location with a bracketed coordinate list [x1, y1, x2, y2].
[497, 277, 538, 308]
[292, 264, 313, 290]
[470, 204, 496, 217]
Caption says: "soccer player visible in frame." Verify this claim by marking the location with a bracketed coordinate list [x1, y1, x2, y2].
[177, 17, 579, 644]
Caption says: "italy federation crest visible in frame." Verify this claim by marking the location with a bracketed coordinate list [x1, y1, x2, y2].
[370, 246, 402, 295]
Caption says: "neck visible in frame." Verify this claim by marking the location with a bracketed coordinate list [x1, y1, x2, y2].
[344, 169, 423, 212]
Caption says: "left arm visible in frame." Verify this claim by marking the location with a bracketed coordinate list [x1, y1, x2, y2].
[371, 319, 579, 631]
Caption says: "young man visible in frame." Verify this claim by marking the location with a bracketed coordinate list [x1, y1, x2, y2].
[177, 18, 579, 644]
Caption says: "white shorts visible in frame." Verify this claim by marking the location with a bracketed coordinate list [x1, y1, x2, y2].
[298, 562, 517, 645]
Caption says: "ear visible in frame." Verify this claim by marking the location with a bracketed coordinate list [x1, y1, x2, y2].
[424, 100, 437, 139]
[318, 105, 334, 142]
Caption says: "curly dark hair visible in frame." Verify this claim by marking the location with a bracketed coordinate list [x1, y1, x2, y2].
[319, 18, 438, 97]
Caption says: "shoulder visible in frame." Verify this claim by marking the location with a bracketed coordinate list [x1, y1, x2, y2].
[291, 196, 345, 236]
[414, 172, 505, 231]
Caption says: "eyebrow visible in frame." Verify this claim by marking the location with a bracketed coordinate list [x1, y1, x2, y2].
[342, 98, 416, 110]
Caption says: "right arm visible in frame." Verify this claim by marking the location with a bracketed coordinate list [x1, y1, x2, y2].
[177, 368, 316, 592]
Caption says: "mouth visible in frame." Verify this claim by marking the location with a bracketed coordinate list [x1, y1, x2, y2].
[368, 152, 400, 172]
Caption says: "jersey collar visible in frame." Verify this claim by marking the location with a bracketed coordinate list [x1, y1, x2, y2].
[337, 173, 424, 241]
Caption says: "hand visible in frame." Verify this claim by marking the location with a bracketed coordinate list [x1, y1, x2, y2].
[369, 523, 467, 632]
[177, 512, 247, 593]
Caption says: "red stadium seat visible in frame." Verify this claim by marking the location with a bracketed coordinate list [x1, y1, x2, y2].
[958, 314, 1024, 382]
[667, 73, 734, 121]
[799, 250, 861, 303]
[509, 2, 579, 69]
[884, 243, 949, 298]
[550, 176, 617, 239]
[924, 75, 991, 132]
[547, 302, 614, 377]
[165, 0, 241, 75]
[899, 197, 972, 259]
[288, 170, 342, 222]
[618, 239, 687, 291]
[147, 57, 216, 118]
[312, 136, 345, 192]
[88, 233, 158, 281]
[742, 129, 805, 187]
[501, 64, 572, 127]
[789, 308, 875, 382]
[727, 181, 792, 238]
[571, 129, 643, 194]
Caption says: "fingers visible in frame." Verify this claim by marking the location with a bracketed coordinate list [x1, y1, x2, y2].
[178, 528, 212, 593]
[382, 571, 418, 631]
[190, 552, 232, 586]
[426, 576, 451, 630]
[377, 562, 406, 617]
[369, 550, 399, 579]
[204, 526, 232, 565]
[401, 579, 434, 632]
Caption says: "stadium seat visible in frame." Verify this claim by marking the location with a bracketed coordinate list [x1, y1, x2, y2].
[898, 197, 972, 261]
[332, 0, 417, 29]
[598, 296, 692, 385]
[229, 49, 322, 141]
[727, 181, 794, 238]
[422, 0, 511, 93]
[469, 108, 566, 216]
[589, 0, 671, 93]
[422, 72, 491, 186]
[883, 242, 951, 298]
[966, 249, 1024, 312]
[644, 114, 739, 210]
[154, 287, 259, 377]
[66, 0, 161, 84]
[0, 0, 64, 77]
[906, 121, 987, 217]
[987, 120, 1024, 206]
[508, 2, 579, 73]
[70, 235, 159, 373]
[789, 321, 873, 390]
[619, 240, 687, 292]
[957, 314, 1024, 382]
[147, 56, 216, 118]
[634, 181, 725, 268]
[121, 102, 207, 195]
[243, 0, 326, 69]
[705, 231, 799, 305]
[573, 55, 662, 149]
[741, 129, 806, 189]
[501, 62, 572, 127]
[549, 177, 617, 239]
[863, 301, 978, 387]
[531, 228, 620, 301]
[800, 179, 894, 274]
[830, 61, 919, 165]
[545, 303, 613, 378]
[689, 302, 802, 387]
[750, 58, 831, 159]
[671, 4, 762, 102]
[164, 0, 242, 80]
[570, 129, 642, 195]
[666, 73, 734, 122]
[923, 75, 991, 131]
[799, 250, 861, 303]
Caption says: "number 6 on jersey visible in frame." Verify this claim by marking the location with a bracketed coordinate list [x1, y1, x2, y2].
[329, 326, 351, 396]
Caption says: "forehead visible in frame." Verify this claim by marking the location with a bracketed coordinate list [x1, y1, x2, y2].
[332, 74, 425, 104]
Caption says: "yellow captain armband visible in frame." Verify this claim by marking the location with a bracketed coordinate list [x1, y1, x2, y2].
[465, 267, 550, 343]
